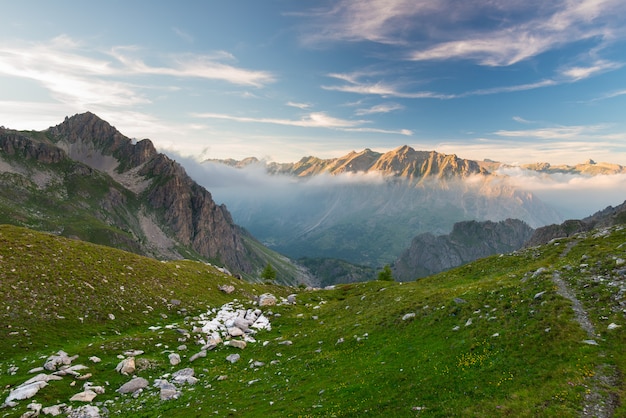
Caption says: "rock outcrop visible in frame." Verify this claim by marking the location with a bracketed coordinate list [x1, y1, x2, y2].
[525, 199, 626, 247]
[393, 218, 534, 280]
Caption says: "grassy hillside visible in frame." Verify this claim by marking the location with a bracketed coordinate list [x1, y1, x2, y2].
[1, 224, 625, 416]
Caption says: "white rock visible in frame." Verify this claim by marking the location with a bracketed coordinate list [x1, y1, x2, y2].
[189, 350, 207, 362]
[41, 404, 66, 416]
[4, 381, 48, 403]
[169, 353, 181, 365]
[465, 318, 473, 327]
[259, 293, 277, 306]
[402, 313, 416, 321]
[227, 340, 247, 349]
[69, 389, 98, 402]
[115, 357, 136, 375]
[226, 353, 241, 363]
[117, 377, 149, 394]
[608, 323, 621, 330]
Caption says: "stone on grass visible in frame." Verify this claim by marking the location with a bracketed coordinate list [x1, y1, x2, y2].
[168, 353, 181, 366]
[117, 377, 149, 394]
[226, 354, 241, 364]
[608, 323, 621, 330]
[42, 404, 66, 416]
[259, 294, 277, 307]
[227, 340, 247, 349]
[69, 389, 98, 402]
[4, 381, 49, 404]
[172, 368, 198, 385]
[115, 357, 136, 375]
[402, 313, 416, 321]
[189, 350, 207, 362]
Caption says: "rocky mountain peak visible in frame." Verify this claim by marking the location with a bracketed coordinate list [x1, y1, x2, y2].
[47, 112, 158, 171]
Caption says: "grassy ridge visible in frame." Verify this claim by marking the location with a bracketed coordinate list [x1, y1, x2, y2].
[1, 224, 625, 416]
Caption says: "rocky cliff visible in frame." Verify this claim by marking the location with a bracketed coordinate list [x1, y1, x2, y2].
[393, 218, 534, 280]
[525, 199, 626, 247]
[0, 113, 312, 282]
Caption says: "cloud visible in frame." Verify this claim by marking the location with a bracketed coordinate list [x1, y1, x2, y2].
[299, 0, 626, 78]
[323, 73, 454, 99]
[493, 124, 617, 140]
[559, 60, 623, 81]
[286, 101, 312, 109]
[193, 110, 412, 136]
[355, 103, 404, 115]
[513, 116, 534, 124]
[296, 0, 438, 46]
[173, 27, 194, 43]
[193, 111, 364, 128]
[109, 48, 275, 87]
[0, 35, 275, 113]
[494, 166, 626, 219]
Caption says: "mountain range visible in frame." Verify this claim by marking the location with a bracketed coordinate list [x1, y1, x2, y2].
[204, 146, 562, 271]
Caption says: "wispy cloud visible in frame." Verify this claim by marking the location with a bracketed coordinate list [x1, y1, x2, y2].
[355, 103, 404, 115]
[108, 48, 275, 87]
[286, 101, 311, 109]
[493, 124, 618, 140]
[512, 116, 534, 124]
[300, 0, 626, 73]
[173, 27, 194, 43]
[323, 73, 453, 99]
[192, 111, 412, 136]
[324, 71, 560, 99]
[559, 59, 623, 81]
[0, 35, 275, 111]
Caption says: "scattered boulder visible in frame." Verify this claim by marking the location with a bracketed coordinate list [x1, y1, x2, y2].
[44, 351, 78, 371]
[226, 354, 240, 363]
[287, 294, 297, 304]
[172, 368, 198, 385]
[218, 285, 235, 294]
[168, 353, 181, 366]
[66, 405, 101, 418]
[115, 357, 136, 375]
[154, 379, 180, 400]
[189, 350, 207, 362]
[227, 340, 247, 349]
[4, 380, 50, 404]
[259, 294, 277, 307]
[41, 404, 67, 416]
[69, 389, 98, 402]
[117, 377, 149, 394]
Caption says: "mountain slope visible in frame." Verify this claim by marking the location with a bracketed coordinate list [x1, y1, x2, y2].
[0, 113, 312, 285]
[1, 219, 625, 416]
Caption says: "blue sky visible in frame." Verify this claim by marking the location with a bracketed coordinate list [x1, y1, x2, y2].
[2, 0, 626, 165]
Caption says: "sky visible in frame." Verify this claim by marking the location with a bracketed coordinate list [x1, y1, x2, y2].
[2, 0, 626, 165]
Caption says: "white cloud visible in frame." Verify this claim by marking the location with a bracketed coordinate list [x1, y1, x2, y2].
[355, 103, 404, 115]
[193, 111, 364, 128]
[192, 111, 412, 136]
[286, 101, 311, 109]
[559, 60, 623, 81]
[172, 27, 194, 43]
[0, 35, 275, 113]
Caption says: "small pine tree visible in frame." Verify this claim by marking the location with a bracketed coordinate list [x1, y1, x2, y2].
[261, 263, 277, 282]
[377, 264, 394, 281]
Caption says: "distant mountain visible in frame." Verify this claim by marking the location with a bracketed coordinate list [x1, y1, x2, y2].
[478, 159, 626, 175]
[214, 145, 488, 180]
[393, 218, 534, 280]
[0, 112, 312, 285]
[205, 146, 562, 271]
